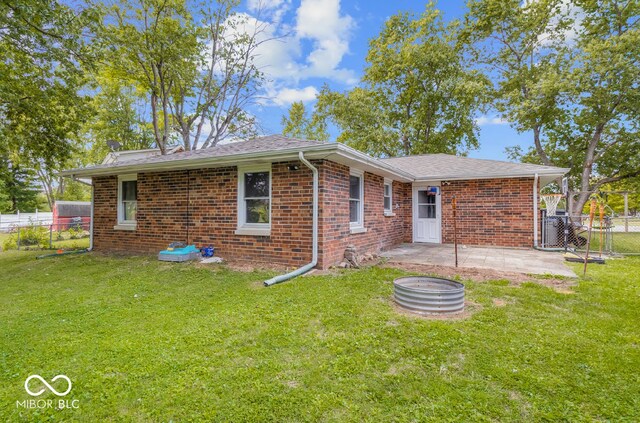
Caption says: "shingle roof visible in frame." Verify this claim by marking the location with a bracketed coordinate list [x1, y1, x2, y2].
[62, 134, 568, 181]
[54, 201, 91, 216]
[381, 154, 568, 180]
[76, 135, 328, 173]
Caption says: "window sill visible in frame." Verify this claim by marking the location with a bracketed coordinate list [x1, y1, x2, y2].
[113, 224, 136, 231]
[235, 227, 271, 236]
[384, 211, 396, 217]
[350, 226, 368, 234]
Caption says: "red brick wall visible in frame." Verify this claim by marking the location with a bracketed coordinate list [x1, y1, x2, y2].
[317, 160, 412, 268]
[440, 178, 534, 248]
[92, 159, 412, 268]
[92, 161, 314, 266]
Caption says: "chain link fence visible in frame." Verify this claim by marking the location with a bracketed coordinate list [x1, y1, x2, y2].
[0, 216, 90, 251]
[540, 191, 640, 255]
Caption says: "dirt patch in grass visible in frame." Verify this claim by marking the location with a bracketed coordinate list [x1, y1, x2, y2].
[197, 258, 290, 273]
[493, 298, 509, 307]
[382, 262, 576, 293]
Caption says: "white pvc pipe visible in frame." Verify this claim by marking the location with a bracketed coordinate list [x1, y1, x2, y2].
[533, 173, 539, 247]
[264, 152, 318, 286]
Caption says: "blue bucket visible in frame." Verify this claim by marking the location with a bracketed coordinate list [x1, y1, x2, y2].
[201, 245, 214, 258]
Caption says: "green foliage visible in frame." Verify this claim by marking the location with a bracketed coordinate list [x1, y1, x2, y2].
[94, 0, 263, 152]
[464, 0, 640, 214]
[68, 226, 88, 240]
[58, 178, 91, 202]
[85, 78, 155, 164]
[0, 160, 41, 213]
[2, 224, 49, 250]
[0, 0, 95, 169]
[94, 0, 199, 153]
[316, 4, 490, 157]
[0, 253, 640, 420]
[280, 101, 329, 141]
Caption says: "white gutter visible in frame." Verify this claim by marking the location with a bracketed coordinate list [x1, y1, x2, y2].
[533, 173, 539, 248]
[61, 143, 415, 182]
[264, 151, 318, 286]
[416, 171, 569, 181]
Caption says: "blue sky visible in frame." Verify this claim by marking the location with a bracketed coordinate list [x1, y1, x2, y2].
[238, 0, 531, 160]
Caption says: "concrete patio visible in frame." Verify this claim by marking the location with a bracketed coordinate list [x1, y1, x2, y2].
[381, 243, 577, 277]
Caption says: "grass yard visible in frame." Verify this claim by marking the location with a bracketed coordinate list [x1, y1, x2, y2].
[0, 231, 90, 252]
[1, 252, 639, 421]
[611, 232, 640, 254]
[575, 231, 640, 255]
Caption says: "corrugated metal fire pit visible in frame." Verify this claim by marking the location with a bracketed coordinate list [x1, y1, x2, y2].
[394, 276, 465, 314]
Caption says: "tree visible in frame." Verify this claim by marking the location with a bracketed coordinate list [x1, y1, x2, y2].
[85, 76, 155, 164]
[171, 3, 267, 149]
[281, 101, 329, 141]
[0, 1, 96, 212]
[464, 0, 640, 215]
[316, 4, 490, 157]
[0, 0, 94, 169]
[95, 0, 199, 154]
[96, 0, 267, 153]
[0, 159, 41, 213]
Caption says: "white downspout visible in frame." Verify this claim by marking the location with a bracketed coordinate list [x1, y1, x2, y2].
[72, 175, 94, 251]
[533, 173, 539, 248]
[89, 182, 94, 251]
[264, 152, 318, 286]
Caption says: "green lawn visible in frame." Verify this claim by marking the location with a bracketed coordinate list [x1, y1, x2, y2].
[611, 232, 640, 254]
[576, 231, 640, 255]
[1, 252, 639, 421]
[0, 231, 89, 252]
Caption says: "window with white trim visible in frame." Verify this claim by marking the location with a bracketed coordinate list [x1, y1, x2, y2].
[349, 170, 364, 229]
[117, 174, 137, 226]
[237, 166, 271, 235]
[384, 179, 393, 214]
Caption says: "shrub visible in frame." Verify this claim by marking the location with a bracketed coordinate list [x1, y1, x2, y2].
[2, 224, 49, 250]
[68, 227, 81, 239]
[68, 227, 89, 239]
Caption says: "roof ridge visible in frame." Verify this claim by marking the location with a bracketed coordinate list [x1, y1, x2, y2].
[383, 153, 446, 160]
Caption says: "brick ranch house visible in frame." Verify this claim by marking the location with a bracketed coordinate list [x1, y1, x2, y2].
[62, 135, 568, 270]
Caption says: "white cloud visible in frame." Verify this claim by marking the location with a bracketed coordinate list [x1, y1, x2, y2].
[295, 0, 355, 81]
[271, 85, 319, 106]
[247, 0, 291, 23]
[247, 0, 287, 11]
[225, 13, 301, 81]
[475, 115, 509, 126]
[525, 0, 584, 45]
[225, 0, 356, 108]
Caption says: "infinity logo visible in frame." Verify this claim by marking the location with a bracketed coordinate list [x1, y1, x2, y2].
[24, 375, 72, 397]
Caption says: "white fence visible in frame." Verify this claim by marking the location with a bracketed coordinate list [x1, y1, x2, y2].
[0, 212, 54, 232]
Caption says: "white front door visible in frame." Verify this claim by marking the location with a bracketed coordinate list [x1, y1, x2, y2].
[413, 186, 441, 243]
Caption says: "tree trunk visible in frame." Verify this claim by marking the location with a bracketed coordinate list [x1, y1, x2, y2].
[571, 125, 606, 216]
[150, 92, 165, 154]
[533, 125, 552, 166]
